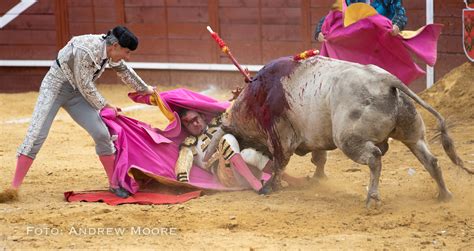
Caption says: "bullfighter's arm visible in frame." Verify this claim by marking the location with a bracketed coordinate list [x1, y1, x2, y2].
[72, 49, 107, 110]
[314, 16, 326, 40]
[109, 60, 152, 92]
[390, 0, 407, 31]
[175, 147, 194, 182]
[175, 136, 198, 182]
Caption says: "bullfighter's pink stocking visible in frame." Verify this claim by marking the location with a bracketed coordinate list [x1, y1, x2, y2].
[229, 153, 263, 191]
[12, 155, 34, 189]
[99, 155, 117, 188]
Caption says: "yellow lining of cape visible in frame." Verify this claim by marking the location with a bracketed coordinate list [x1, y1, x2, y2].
[150, 91, 175, 121]
[343, 2, 423, 39]
[399, 26, 426, 39]
[127, 167, 202, 190]
[344, 3, 378, 27]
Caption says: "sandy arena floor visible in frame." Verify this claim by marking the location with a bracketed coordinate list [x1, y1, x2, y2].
[0, 64, 473, 249]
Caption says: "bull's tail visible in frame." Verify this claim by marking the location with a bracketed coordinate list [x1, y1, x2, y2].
[389, 79, 473, 174]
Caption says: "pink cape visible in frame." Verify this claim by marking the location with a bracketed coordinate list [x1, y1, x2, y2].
[101, 88, 268, 194]
[320, 10, 442, 84]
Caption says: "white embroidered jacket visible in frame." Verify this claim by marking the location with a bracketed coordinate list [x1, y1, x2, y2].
[174, 115, 223, 182]
[56, 34, 150, 110]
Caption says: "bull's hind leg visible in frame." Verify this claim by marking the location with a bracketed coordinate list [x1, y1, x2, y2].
[311, 150, 327, 180]
[339, 140, 383, 208]
[404, 140, 452, 202]
[366, 152, 383, 208]
[376, 140, 389, 156]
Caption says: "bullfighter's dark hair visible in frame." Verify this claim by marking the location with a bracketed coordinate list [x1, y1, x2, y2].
[178, 108, 189, 118]
[103, 26, 138, 51]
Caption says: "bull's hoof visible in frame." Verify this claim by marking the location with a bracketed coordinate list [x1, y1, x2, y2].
[312, 172, 328, 181]
[437, 190, 453, 202]
[271, 179, 283, 192]
[0, 188, 19, 203]
[365, 193, 382, 209]
[282, 174, 311, 188]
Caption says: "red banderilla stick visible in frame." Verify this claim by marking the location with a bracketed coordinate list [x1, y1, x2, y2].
[207, 26, 252, 83]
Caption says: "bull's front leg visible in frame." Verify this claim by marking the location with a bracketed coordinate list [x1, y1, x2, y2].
[262, 123, 296, 193]
[257, 155, 290, 194]
[270, 156, 291, 192]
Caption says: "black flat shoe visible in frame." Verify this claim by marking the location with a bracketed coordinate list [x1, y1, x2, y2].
[258, 180, 272, 195]
[109, 187, 130, 198]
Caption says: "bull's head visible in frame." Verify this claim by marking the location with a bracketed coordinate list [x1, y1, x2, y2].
[204, 56, 300, 170]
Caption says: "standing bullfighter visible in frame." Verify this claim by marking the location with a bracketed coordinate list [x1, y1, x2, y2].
[1, 26, 154, 201]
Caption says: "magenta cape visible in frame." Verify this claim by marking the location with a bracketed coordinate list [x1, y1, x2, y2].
[320, 10, 442, 84]
[101, 88, 245, 194]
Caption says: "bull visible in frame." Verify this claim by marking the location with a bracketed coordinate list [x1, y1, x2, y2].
[206, 56, 469, 207]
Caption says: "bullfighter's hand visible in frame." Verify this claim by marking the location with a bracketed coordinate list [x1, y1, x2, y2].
[143, 85, 155, 94]
[390, 24, 400, 36]
[104, 103, 122, 117]
[317, 32, 326, 42]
